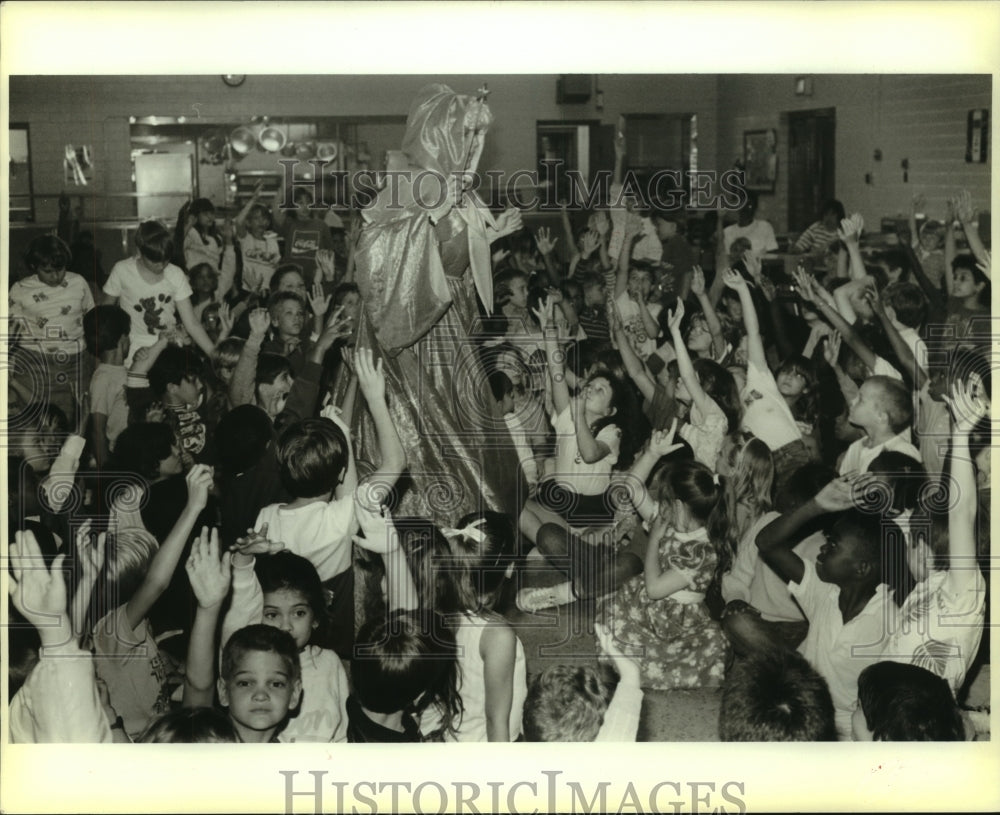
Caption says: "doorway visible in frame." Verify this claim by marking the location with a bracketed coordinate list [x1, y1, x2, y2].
[785, 108, 835, 233]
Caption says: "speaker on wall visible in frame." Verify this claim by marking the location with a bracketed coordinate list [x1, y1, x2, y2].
[557, 75, 592, 105]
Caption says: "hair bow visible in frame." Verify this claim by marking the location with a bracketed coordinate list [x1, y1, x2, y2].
[441, 518, 488, 545]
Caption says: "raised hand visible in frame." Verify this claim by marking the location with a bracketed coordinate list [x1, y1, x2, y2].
[532, 295, 555, 332]
[648, 418, 685, 458]
[592, 210, 611, 238]
[185, 463, 214, 512]
[690, 265, 706, 297]
[491, 247, 510, 266]
[665, 300, 685, 335]
[248, 307, 270, 339]
[8, 530, 69, 645]
[722, 267, 747, 291]
[976, 250, 991, 280]
[580, 229, 600, 259]
[534, 226, 558, 256]
[822, 331, 842, 368]
[354, 347, 386, 403]
[75, 521, 106, 588]
[943, 376, 989, 435]
[339, 343, 356, 375]
[233, 523, 286, 556]
[792, 266, 818, 304]
[955, 190, 977, 225]
[910, 193, 926, 215]
[862, 285, 887, 320]
[185, 527, 232, 609]
[494, 208, 523, 240]
[743, 250, 763, 282]
[221, 218, 235, 243]
[814, 472, 876, 513]
[837, 213, 864, 244]
[309, 281, 331, 317]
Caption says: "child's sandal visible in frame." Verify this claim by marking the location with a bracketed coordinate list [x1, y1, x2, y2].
[516, 582, 575, 614]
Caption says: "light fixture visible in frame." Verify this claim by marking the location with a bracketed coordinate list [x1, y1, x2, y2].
[222, 74, 246, 88]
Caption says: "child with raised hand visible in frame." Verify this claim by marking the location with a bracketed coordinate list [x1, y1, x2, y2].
[723, 268, 817, 484]
[878, 377, 987, 692]
[596, 457, 730, 690]
[196, 524, 350, 742]
[248, 347, 405, 658]
[234, 182, 281, 295]
[182, 527, 302, 744]
[90, 462, 214, 740]
[518, 296, 632, 545]
[665, 299, 738, 468]
[753, 471, 910, 739]
[8, 529, 115, 743]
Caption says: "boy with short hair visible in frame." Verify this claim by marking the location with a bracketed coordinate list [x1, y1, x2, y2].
[614, 253, 662, 360]
[719, 650, 836, 741]
[83, 304, 132, 466]
[249, 348, 406, 658]
[753, 475, 907, 739]
[839, 375, 920, 475]
[262, 290, 312, 375]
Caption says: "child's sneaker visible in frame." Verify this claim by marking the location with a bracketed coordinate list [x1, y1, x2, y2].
[516, 581, 574, 613]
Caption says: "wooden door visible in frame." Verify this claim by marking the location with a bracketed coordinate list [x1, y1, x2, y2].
[786, 108, 836, 233]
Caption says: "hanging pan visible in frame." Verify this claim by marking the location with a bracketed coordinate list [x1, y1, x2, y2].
[229, 126, 256, 157]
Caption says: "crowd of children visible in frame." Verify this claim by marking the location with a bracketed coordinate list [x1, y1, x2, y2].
[6, 129, 992, 746]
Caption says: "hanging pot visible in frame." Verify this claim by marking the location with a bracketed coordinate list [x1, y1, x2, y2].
[316, 142, 338, 161]
[229, 126, 256, 157]
[200, 128, 229, 163]
[280, 141, 298, 158]
[259, 126, 287, 153]
[295, 141, 317, 160]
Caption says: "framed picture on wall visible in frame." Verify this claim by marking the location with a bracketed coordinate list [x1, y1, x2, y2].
[743, 128, 777, 192]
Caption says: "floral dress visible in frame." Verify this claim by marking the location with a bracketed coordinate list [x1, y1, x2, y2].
[597, 526, 727, 690]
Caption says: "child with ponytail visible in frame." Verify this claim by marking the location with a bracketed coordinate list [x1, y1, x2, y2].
[596, 458, 730, 690]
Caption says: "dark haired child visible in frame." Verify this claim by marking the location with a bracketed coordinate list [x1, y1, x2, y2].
[83, 304, 131, 466]
[139, 707, 237, 743]
[880, 380, 987, 694]
[666, 300, 739, 468]
[348, 609, 463, 743]
[101, 219, 217, 361]
[332, 282, 361, 347]
[723, 269, 818, 489]
[944, 255, 990, 347]
[753, 473, 909, 739]
[271, 186, 335, 284]
[245, 348, 405, 658]
[182, 530, 302, 743]
[575, 271, 611, 344]
[9, 234, 95, 423]
[596, 458, 730, 690]
[178, 198, 230, 274]
[523, 623, 643, 742]
[218, 550, 349, 742]
[719, 650, 836, 741]
[234, 184, 281, 295]
[854, 661, 964, 741]
[614, 250, 662, 360]
[791, 199, 845, 259]
[839, 375, 920, 475]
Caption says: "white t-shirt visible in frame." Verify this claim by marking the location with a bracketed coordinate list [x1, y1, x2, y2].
[239, 232, 281, 293]
[740, 360, 802, 451]
[723, 219, 778, 258]
[790, 565, 898, 740]
[615, 291, 662, 359]
[548, 402, 621, 496]
[103, 257, 192, 356]
[8, 272, 94, 354]
[882, 568, 986, 694]
[255, 497, 357, 581]
[838, 430, 922, 476]
[89, 363, 129, 449]
[279, 646, 350, 743]
[679, 396, 728, 468]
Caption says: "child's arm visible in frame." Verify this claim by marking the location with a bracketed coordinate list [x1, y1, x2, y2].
[534, 297, 571, 416]
[613, 321, 655, 402]
[593, 623, 642, 742]
[614, 215, 642, 298]
[665, 301, 713, 417]
[353, 508, 419, 612]
[480, 622, 518, 742]
[352, 347, 407, 498]
[628, 421, 685, 522]
[955, 190, 988, 266]
[229, 307, 269, 407]
[70, 522, 105, 645]
[175, 297, 216, 356]
[535, 227, 560, 285]
[335, 347, 360, 425]
[721, 268, 766, 371]
[692, 266, 727, 361]
[942, 379, 988, 594]
[822, 332, 861, 405]
[865, 288, 925, 388]
[216, 220, 237, 302]
[756, 473, 872, 584]
[8, 530, 114, 743]
[573, 392, 613, 465]
[271, 189, 288, 230]
[124, 464, 213, 631]
[183, 527, 232, 708]
[225, 526, 282, 647]
[943, 201, 957, 296]
[234, 181, 265, 238]
[794, 268, 878, 373]
[309, 282, 332, 337]
[643, 515, 692, 600]
[838, 214, 867, 280]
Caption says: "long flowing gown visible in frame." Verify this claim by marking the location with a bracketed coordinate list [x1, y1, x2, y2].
[346, 84, 524, 528]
